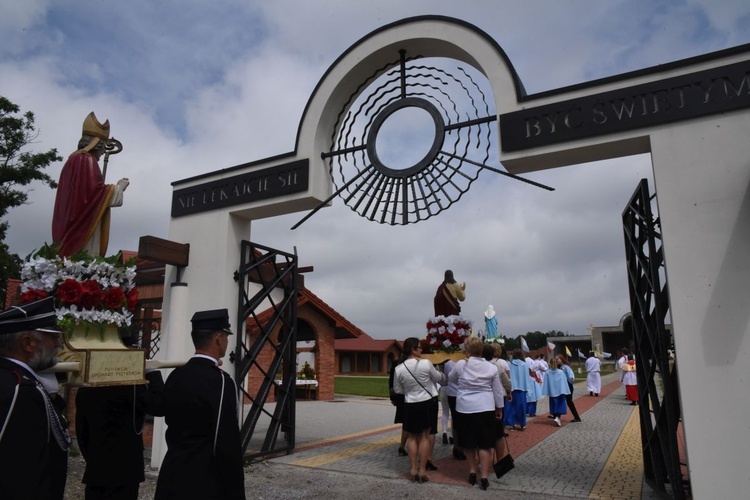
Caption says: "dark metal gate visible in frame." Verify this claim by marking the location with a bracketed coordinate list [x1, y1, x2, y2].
[233, 240, 298, 460]
[622, 179, 688, 498]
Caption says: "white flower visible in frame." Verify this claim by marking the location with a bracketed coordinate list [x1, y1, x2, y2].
[21, 252, 137, 327]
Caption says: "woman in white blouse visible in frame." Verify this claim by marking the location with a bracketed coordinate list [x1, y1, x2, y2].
[449, 338, 505, 490]
[393, 337, 446, 483]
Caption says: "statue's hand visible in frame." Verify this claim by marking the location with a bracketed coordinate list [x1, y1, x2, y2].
[117, 178, 130, 191]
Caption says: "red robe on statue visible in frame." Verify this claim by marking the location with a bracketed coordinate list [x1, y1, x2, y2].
[52, 152, 116, 257]
[433, 283, 461, 317]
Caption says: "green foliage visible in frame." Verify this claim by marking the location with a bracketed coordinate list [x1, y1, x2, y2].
[297, 361, 316, 380]
[0, 96, 62, 305]
[334, 376, 390, 398]
[31, 242, 133, 268]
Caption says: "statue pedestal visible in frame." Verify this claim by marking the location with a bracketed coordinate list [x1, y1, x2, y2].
[421, 351, 466, 364]
[61, 323, 147, 386]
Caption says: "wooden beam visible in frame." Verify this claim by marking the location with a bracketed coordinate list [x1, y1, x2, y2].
[138, 236, 190, 267]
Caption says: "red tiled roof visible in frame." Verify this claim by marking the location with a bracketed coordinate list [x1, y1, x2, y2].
[246, 287, 367, 340]
[335, 335, 403, 353]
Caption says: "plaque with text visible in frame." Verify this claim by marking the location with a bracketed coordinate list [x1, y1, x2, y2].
[171, 159, 309, 217]
[501, 61, 750, 152]
[85, 349, 147, 386]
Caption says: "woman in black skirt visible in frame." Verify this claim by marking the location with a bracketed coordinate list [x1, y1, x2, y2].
[393, 337, 446, 483]
[389, 357, 408, 456]
[448, 338, 505, 490]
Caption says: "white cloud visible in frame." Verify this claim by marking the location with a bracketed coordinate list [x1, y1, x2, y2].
[2, 1, 749, 341]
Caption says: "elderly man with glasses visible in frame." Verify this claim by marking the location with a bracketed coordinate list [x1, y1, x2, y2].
[0, 297, 71, 499]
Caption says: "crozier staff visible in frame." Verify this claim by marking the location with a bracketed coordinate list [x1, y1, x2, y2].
[0, 297, 71, 500]
[154, 309, 246, 500]
[52, 111, 129, 257]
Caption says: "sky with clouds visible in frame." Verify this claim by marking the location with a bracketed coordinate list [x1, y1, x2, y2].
[2, 1, 750, 341]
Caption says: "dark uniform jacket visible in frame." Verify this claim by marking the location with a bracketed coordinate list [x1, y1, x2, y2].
[154, 357, 245, 500]
[0, 357, 68, 500]
[76, 371, 166, 486]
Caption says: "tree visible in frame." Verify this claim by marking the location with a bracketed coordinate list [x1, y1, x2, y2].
[0, 96, 61, 304]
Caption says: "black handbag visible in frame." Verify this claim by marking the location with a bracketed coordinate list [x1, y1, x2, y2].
[493, 438, 515, 479]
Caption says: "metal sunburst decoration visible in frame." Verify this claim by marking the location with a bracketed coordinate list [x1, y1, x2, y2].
[292, 50, 552, 229]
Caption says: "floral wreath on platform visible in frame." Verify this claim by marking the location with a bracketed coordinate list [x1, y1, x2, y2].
[484, 335, 506, 345]
[424, 315, 473, 353]
[19, 243, 138, 335]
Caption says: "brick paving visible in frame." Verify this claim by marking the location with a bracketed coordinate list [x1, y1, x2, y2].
[265, 372, 663, 498]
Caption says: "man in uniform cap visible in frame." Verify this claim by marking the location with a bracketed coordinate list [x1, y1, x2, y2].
[155, 309, 246, 500]
[0, 297, 71, 499]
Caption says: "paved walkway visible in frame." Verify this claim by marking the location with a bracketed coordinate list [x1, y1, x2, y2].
[256, 372, 664, 498]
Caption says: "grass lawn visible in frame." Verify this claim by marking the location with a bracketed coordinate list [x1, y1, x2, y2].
[334, 376, 390, 398]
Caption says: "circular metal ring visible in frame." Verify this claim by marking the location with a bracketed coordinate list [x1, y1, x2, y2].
[365, 97, 445, 179]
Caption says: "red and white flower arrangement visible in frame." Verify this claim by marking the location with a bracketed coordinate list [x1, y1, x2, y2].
[19, 244, 138, 334]
[425, 315, 473, 352]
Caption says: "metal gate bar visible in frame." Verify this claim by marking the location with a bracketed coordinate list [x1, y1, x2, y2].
[622, 179, 688, 498]
[233, 240, 298, 460]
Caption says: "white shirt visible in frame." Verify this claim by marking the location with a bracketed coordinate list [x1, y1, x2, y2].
[492, 357, 510, 376]
[449, 356, 504, 414]
[393, 358, 445, 403]
[444, 359, 466, 397]
[491, 358, 512, 395]
[585, 356, 601, 373]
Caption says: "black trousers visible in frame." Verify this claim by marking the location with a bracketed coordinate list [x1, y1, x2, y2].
[85, 483, 140, 500]
[565, 382, 581, 420]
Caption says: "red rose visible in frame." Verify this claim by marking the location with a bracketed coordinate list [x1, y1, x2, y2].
[20, 289, 49, 303]
[126, 288, 139, 311]
[103, 287, 126, 309]
[79, 280, 103, 309]
[57, 279, 83, 305]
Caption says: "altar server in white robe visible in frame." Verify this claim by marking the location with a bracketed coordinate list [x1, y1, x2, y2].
[585, 352, 602, 396]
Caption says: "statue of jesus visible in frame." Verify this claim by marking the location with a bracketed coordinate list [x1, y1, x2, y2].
[433, 269, 466, 317]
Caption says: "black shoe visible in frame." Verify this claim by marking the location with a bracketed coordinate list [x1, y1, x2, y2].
[480, 477, 489, 490]
[468, 473, 477, 485]
[629, 401, 637, 406]
[571, 418, 582, 422]
[425, 460, 438, 471]
[595, 393, 599, 397]
[397, 446, 407, 456]
[453, 449, 467, 460]
[449, 436, 454, 444]
[442, 432, 448, 445]
[589, 391, 593, 396]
